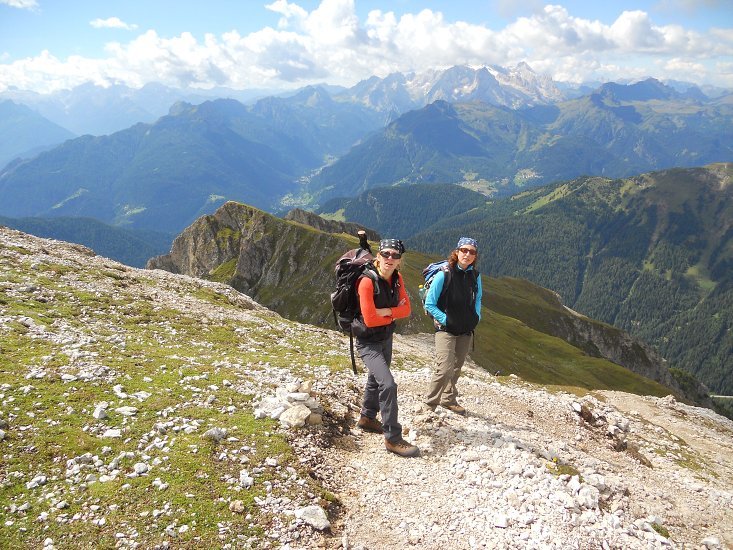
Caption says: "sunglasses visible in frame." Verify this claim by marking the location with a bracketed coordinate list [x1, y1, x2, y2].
[458, 247, 477, 256]
[379, 250, 402, 259]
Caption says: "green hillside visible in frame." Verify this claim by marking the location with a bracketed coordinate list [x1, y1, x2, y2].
[148, 201, 700, 402]
[317, 183, 487, 239]
[408, 164, 733, 395]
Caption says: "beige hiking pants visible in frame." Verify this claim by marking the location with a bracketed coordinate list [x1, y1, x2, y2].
[426, 331, 473, 407]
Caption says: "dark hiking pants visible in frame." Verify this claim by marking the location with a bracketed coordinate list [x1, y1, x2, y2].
[356, 336, 402, 441]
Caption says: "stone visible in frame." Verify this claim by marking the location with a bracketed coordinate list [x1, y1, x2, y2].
[239, 470, 254, 488]
[494, 514, 508, 528]
[295, 505, 330, 531]
[26, 475, 47, 489]
[307, 413, 323, 425]
[279, 404, 312, 428]
[202, 427, 227, 442]
[115, 406, 138, 416]
[230, 500, 245, 514]
[93, 403, 108, 420]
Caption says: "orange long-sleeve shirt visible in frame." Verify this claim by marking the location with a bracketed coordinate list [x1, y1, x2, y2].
[357, 272, 411, 328]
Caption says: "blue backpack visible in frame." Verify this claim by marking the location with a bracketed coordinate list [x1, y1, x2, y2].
[419, 261, 451, 314]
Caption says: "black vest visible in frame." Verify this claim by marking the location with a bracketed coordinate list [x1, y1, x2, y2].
[439, 267, 479, 335]
[353, 273, 401, 342]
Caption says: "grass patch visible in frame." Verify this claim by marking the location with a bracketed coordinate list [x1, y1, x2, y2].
[209, 258, 238, 283]
[545, 458, 583, 481]
[0, 252, 341, 548]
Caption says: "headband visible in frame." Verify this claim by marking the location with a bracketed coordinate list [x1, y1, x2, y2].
[457, 237, 478, 250]
[379, 239, 405, 253]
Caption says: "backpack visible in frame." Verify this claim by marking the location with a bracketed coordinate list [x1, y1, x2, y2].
[331, 232, 379, 373]
[419, 260, 478, 319]
[419, 260, 451, 315]
[331, 247, 378, 332]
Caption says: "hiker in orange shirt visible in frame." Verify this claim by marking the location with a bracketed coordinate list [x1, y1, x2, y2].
[351, 238, 419, 458]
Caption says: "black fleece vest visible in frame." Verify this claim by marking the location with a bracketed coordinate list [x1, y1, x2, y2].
[354, 273, 401, 342]
[439, 267, 479, 335]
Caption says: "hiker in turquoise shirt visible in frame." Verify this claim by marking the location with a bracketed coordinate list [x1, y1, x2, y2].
[423, 237, 482, 416]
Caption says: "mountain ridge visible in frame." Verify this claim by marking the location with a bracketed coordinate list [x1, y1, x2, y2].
[306, 86, 733, 204]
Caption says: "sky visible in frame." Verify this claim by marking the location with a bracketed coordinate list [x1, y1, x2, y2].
[1, 0, 732, 94]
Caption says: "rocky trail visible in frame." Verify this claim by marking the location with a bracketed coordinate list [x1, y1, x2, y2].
[293, 334, 733, 549]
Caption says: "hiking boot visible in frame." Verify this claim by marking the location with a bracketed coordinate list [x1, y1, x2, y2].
[385, 437, 420, 458]
[442, 403, 467, 416]
[357, 415, 383, 434]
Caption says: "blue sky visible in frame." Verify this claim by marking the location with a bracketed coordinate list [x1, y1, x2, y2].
[1, 0, 732, 93]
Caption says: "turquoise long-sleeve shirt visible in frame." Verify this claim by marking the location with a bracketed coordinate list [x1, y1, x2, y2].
[424, 264, 482, 327]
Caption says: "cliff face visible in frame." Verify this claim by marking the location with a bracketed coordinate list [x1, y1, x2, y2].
[147, 201, 349, 326]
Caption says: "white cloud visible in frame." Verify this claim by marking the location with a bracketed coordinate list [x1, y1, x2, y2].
[90, 17, 138, 31]
[0, 0, 38, 8]
[1, 1, 732, 93]
[265, 0, 308, 29]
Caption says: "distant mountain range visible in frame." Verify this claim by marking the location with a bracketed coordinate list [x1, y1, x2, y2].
[0, 93, 385, 234]
[0, 100, 75, 170]
[0, 81, 278, 137]
[306, 79, 733, 203]
[3, 63, 725, 152]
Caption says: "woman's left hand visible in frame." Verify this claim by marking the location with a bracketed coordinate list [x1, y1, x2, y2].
[375, 307, 392, 317]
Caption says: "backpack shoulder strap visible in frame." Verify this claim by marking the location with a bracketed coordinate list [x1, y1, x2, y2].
[436, 264, 452, 306]
[358, 265, 380, 295]
[470, 269, 479, 305]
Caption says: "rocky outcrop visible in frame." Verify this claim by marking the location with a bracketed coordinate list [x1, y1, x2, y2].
[147, 201, 350, 326]
[284, 208, 380, 241]
[561, 308, 712, 406]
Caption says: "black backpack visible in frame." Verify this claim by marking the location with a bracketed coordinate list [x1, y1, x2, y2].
[331, 231, 378, 373]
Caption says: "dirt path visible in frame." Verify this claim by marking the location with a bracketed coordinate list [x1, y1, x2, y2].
[314, 335, 733, 549]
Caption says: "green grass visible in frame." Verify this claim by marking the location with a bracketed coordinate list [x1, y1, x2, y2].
[0, 242, 352, 548]
[319, 208, 346, 222]
[545, 458, 583, 481]
[651, 522, 670, 538]
[470, 309, 670, 395]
